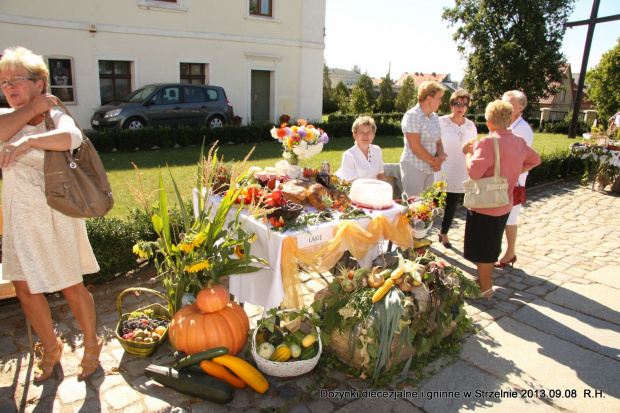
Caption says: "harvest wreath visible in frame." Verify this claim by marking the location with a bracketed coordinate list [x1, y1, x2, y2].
[311, 251, 479, 382]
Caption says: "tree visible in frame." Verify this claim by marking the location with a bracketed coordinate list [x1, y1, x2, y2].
[355, 73, 376, 112]
[350, 85, 369, 114]
[333, 80, 351, 113]
[443, 0, 575, 106]
[395, 75, 418, 112]
[322, 62, 338, 114]
[377, 72, 395, 113]
[439, 90, 451, 115]
[586, 37, 620, 124]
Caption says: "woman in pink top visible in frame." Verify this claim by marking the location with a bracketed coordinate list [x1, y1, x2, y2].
[461, 100, 540, 299]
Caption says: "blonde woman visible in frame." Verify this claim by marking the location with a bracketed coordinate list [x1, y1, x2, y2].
[0, 47, 102, 381]
[400, 81, 447, 197]
[335, 116, 385, 182]
[461, 100, 540, 299]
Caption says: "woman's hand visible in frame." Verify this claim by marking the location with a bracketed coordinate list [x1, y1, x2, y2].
[462, 138, 476, 155]
[30, 93, 57, 117]
[0, 137, 30, 168]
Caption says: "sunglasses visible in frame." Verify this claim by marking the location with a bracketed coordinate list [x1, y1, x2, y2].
[452, 102, 469, 108]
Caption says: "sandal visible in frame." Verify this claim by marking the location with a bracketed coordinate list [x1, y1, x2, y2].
[78, 338, 103, 379]
[34, 340, 64, 382]
[470, 288, 494, 300]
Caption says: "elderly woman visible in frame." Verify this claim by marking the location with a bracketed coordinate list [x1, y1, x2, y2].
[496, 90, 535, 268]
[335, 116, 385, 182]
[400, 81, 447, 197]
[435, 89, 478, 248]
[0, 47, 102, 381]
[461, 100, 540, 299]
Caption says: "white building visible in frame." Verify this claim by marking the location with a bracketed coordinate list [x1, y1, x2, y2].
[0, 0, 326, 127]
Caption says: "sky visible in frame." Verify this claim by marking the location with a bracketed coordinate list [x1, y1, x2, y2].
[324, 0, 620, 82]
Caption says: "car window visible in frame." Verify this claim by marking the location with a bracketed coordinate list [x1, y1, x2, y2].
[123, 85, 158, 103]
[206, 89, 218, 102]
[162, 87, 181, 105]
[184, 87, 206, 103]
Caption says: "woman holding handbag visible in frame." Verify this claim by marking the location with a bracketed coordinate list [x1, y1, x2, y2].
[461, 100, 540, 299]
[0, 47, 102, 381]
[496, 90, 534, 268]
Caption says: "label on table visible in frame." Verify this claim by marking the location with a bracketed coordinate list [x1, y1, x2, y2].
[297, 226, 333, 249]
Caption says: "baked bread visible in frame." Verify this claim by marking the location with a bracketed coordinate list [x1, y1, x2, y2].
[330, 189, 352, 208]
[307, 184, 329, 210]
[279, 179, 313, 205]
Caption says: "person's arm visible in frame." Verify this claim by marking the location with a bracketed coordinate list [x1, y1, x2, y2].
[520, 146, 541, 174]
[0, 94, 55, 142]
[405, 132, 436, 164]
[0, 129, 72, 168]
[336, 151, 359, 182]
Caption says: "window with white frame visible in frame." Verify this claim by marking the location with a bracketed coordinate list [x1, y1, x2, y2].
[250, 0, 272, 17]
[98, 60, 132, 104]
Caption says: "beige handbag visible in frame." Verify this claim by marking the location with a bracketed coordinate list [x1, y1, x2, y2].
[43, 98, 114, 218]
[463, 137, 509, 209]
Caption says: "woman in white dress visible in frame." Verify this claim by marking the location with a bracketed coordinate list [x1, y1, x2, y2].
[435, 90, 478, 248]
[335, 116, 386, 182]
[0, 47, 102, 381]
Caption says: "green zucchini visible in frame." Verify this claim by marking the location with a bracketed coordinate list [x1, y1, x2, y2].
[299, 343, 318, 360]
[145, 364, 234, 404]
[174, 347, 229, 370]
[174, 350, 187, 362]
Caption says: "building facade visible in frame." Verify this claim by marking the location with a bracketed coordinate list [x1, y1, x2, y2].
[0, 0, 326, 127]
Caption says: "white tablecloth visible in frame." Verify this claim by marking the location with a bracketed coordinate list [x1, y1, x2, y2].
[193, 189, 404, 314]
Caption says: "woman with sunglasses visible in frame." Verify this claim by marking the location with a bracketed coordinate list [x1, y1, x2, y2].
[0, 47, 101, 382]
[335, 116, 386, 182]
[435, 90, 478, 248]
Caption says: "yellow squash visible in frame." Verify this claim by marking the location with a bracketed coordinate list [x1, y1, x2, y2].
[212, 354, 269, 393]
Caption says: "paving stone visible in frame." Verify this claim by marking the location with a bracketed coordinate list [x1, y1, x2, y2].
[526, 286, 549, 296]
[586, 265, 620, 289]
[405, 360, 555, 412]
[58, 376, 93, 404]
[72, 401, 110, 413]
[102, 385, 141, 410]
[461, 317, 620, 412]
[545, 282, 620, 325]
[514, 299, 620, 361]
[308, 399, 335, 413]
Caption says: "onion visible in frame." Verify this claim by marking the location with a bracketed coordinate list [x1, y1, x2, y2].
[367, 267, 384, 288]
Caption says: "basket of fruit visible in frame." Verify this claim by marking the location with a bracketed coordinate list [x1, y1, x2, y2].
[115, 288, 172, 357]
[251, 309, 321, 377]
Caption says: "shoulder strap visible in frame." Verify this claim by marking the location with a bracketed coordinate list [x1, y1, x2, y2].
[43, 96, 88, 141]
[493, 137, 501, 178]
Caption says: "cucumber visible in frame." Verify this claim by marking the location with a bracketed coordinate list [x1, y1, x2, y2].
[174, 347, 229, 370]
[145, 364, 234, 404]
[174, 350, 187, 362]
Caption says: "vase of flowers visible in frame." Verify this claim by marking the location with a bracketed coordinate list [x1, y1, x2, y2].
[271, 119, 329, 166]
[130, 143, 267, 313]
[398, 181, 447, 239]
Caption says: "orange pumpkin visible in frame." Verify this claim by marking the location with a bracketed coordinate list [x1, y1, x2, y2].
[196, 284, 230, 313]
[169, 301, 249, 356]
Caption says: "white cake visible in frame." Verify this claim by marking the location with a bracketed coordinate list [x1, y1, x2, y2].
[349, 179, 394, 209]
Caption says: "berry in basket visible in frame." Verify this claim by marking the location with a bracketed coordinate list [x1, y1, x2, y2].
[120, 313, 169, 343]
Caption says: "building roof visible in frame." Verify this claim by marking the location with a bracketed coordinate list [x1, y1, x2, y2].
[394, 72, 451, 88]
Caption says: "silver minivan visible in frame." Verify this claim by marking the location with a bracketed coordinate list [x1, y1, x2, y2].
[90, 83, 234, 130]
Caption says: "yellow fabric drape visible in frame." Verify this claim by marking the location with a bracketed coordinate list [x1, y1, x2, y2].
[280, 213, 414, 309]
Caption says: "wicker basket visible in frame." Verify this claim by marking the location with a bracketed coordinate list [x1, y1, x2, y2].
[115, 288, 172, 358]
[251, 309, 322, 377]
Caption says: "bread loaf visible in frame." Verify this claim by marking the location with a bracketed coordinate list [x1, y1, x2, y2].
[307, 184, 329, 210]
[329, 189, 352, 208]
[280, 179, 313, 205]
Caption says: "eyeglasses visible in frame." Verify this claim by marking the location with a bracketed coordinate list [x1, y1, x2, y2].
[355, 131, 375, 136]
[452, 102, 469, 108]
[0, 76, 35, 88]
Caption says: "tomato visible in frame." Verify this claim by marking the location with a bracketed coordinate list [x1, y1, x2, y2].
[265, 198, 276, 207]
[246, 186, 260, 199]
[271, 189, 282, 203]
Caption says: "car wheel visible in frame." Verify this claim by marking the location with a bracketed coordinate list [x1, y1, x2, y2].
[207, 116, 225, 129]
[125, 117, 145, 130]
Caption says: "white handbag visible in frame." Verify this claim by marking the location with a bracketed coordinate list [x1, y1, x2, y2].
[463, 137, 509, 209]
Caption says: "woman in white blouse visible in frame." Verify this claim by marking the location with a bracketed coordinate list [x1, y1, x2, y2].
[335, 116, 385, 182]
[435, 90, 477, 248]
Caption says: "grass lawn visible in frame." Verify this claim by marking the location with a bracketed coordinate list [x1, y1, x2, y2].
[0, 132, 576, 220]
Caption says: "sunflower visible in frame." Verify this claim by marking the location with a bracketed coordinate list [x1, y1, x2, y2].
[184, 260, 211, 273]
[179, 232, 205, 253]
[234, 245, 245, 259]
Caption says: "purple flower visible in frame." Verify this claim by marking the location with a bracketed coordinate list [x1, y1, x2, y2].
[321, 133, 329, 143]
[298, 129, 307, 139]
[284, 127, 292, 137]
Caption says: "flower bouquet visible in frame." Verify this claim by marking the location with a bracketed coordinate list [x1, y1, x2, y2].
[398, 181, 446, 239]
[271, 119, 329, 165]
[130, 143, 267, 313]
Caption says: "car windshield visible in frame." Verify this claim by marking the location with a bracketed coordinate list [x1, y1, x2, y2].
[122, 85, 158, 103]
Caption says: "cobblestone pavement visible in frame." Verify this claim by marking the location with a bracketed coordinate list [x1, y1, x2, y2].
[1, 179, 619, 412]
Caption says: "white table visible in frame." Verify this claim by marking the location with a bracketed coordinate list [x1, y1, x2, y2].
[193, 189, 405, 314]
